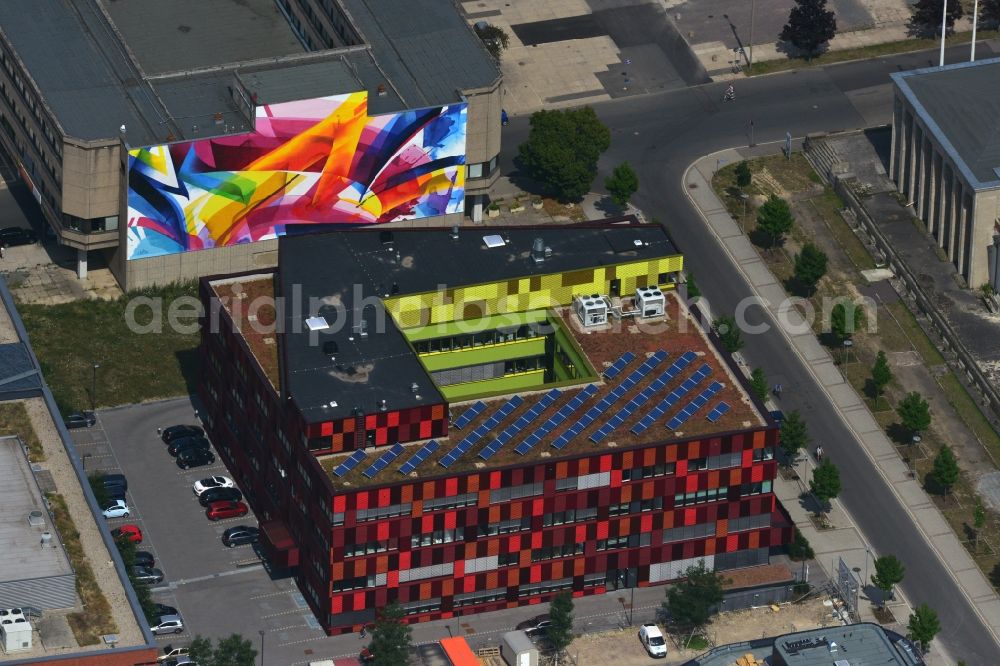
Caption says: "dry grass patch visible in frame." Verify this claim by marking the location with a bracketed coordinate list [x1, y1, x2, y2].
[46, 492, 117, 645]
[0, 401, 45, 461]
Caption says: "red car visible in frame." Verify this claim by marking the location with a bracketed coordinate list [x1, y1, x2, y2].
[112, 524, 143, 543]
[205, 500, 248, 521]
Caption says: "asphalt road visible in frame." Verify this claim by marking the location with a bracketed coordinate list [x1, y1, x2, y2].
[500, 43, 1000, 664]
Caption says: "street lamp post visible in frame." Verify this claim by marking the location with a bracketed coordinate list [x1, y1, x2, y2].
[258, 629, 265, 666]
[939, 0, 948, 67]
[971, 0, 979, 61]
[91, 363, 99, 411]
[748, 0, 756, 74]
[739, 193, 749, 233]
[842, 339, 853, 364]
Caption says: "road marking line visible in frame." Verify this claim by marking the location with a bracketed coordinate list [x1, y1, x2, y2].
[149, 564, 261, 592]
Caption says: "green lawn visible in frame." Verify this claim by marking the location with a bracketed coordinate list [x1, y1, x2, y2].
[20, 282, 200, 414]
[750, 30, 999, 76]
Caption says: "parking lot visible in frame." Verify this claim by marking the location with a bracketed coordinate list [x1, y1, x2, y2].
[72, 397, 338, 664]
[71, 396, 758, 665]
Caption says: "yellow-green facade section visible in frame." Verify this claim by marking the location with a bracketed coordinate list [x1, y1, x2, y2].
[384, 256, 683, 329]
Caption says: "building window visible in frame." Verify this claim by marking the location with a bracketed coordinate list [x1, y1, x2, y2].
[454, 587, 506, 607]
[478, 516, 531, 537]
[497, 552, 519, 567]
[422, 492, 477, 512]
[410, 528, 461, 548]
[490, 482, 544, 504]
[467, 163, 483, 179]
[345, 540, 391, 558]
[542, 507, 597, 527]
[519, 578, 573, 596]
[531, 544, 584, 561]
[355, 502, 412, 521]
[674, 487, 726, 507]
[401, 598, 441, 615]
[621, 462, 676, 481]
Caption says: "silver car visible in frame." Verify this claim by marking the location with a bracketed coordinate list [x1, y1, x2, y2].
[150, 614, 184, 635]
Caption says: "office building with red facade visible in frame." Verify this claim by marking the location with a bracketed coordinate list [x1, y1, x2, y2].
[198, 221, 793, 634]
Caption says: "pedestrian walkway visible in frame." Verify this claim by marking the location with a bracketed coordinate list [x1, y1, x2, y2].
[685, 146, 1000, 664]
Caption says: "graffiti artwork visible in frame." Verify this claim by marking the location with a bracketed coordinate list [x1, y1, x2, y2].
[126, 92, 467, 259]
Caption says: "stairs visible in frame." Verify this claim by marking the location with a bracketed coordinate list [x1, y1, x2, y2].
[803, 137, 846, 185]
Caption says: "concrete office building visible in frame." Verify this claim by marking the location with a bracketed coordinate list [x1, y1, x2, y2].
[0, 0, 501, 289]
[890, 58, 1000, 291]
[198, 222, 793, 634]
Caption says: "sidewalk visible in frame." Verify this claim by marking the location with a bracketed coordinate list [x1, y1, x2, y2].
[684, 146, 1000, 665]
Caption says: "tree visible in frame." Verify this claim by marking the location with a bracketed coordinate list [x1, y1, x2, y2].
[474, 23, 510, 60]
[368, 602, 412, 666]
[930, 445, 960, 497]
[212, 634, 258, 666]
[809, 459, 841, 514]
[547, 590, 575, 654]
[788, 528, 815, 561]
[912, 0, 963, 33]
[780, 0, 837, 58]
[793, 243, 828, 294]
[830, 301, 864, 343]
[604, 162, 639, 208]
[750, 368, 768, 403]
[684, 272, 701, 302]
[756, 195, 794, 248]
[974, 501, 987, 551]
[518, 107, 611, 202]
[871, 351, 892, 404]
[897, 392, 931, 436]
[664, 561, 725, 637]
[779, 410, 810, 465]
[871, 554, 905, 607]
[734, 161, 752, 190]
[908, 603, 941, 654]
[713, 315, 744, 353]
[187, 636, 215, 666]
[982, 0, 1000, 28]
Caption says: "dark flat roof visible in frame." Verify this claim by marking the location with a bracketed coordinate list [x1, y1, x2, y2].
[0, 343, 41, 398]
[892, 57, 1000, 188]
[274, 222, 679, 422]
[0, 0, 498, 148]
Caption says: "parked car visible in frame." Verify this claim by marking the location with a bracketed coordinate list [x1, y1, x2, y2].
[0, 226, 37, 247]
[112, 524, 143, 543]
[64, 411, 96, 429]
[192, 476, 235, 495]
[131, 566, 164, 585]
[101, 499, 131, 519]
[222, 525, 259, 548]
[206, 500, 248, 521]
[150, 614, 184, 635]
[769, 410, 785, 425]
[106, 487, 127, 503]
[167, 436, 211, 457]
[165, 658, 197, 666]
[133, 551, 155, 568]
[157, 646, 189, 664]
[153, 603, 178, 618]
[160, 424, 204, 444]
[516, 614, 551, 634]
[197, 487, 243, 507]
[176, 448, 215, 469]
[100, 473, 128, 493]
[638, 623, 668, 658]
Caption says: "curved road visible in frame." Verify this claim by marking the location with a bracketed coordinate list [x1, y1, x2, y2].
[500, 44, 999, 664]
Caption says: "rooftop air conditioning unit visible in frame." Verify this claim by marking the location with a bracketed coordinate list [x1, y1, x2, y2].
[635, 286, 665, 318]
[573, 295, 608, 328]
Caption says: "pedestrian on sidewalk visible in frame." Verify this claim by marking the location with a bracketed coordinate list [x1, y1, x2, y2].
[359, 625, 366, 639]
[773, 383, 782, 398]
[815, 445, 824, 462]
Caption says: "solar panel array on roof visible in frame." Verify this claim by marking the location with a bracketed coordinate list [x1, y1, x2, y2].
[590, 352, 699, 443]
[398, 439, 440, 475]
[480, 389, 561, 460]
[440, 396, 524, 468]
[453, 401, 487, 429]
[362, 442, 405, 479]
[514, 384, 598, 455]
[333, 449, 368, 477]
[602, 351, 636, 380]
[552, 351, 667, 450]
[706, 402, 731, 423]
[631, 360, 711, 434]
[666, 381, 724, 430]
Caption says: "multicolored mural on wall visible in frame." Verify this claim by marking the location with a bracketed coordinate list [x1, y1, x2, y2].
[126, 92, 467, 259]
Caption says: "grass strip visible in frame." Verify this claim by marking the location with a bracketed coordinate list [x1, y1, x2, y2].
[938, 372, 1000, 463]
[749, 30, 999, 76]
[47, 492, 117, 645]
